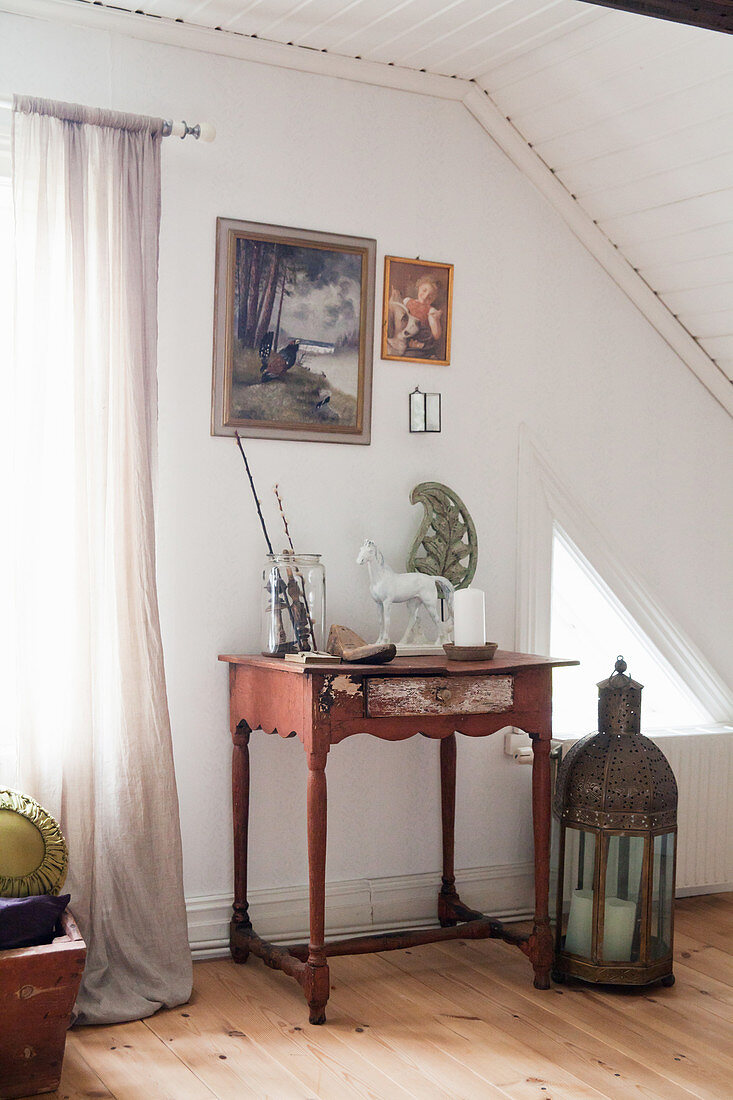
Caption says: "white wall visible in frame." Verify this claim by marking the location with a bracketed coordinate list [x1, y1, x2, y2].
[3, 12, 731, 914]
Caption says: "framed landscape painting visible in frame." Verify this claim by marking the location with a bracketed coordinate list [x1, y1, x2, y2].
[212, 218, 375, 444]
[381, 256, 453, 365]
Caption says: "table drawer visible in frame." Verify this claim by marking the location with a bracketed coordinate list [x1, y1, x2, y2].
[365, 675, 514, 717]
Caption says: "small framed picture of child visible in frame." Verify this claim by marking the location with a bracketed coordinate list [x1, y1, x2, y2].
[381, 256, 453, 365]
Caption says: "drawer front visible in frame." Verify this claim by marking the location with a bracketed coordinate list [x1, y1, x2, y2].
[365, 675, 514, 717]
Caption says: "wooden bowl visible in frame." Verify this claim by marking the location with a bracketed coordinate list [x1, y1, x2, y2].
[443, 642, 498, 662]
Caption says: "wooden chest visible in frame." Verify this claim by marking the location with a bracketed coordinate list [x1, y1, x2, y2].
[0, 909, 86, 1099]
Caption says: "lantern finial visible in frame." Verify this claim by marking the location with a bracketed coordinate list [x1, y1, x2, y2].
[597, 656, 643, 735]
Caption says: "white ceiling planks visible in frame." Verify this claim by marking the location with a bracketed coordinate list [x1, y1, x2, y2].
[597, 192, 733, 252]
[556, 114, 733, 195]
[643, 253, 733, 296]
[397, 1, 594, 77]
[137, 0, 603, 75]
[664, 283, 733, 316]
[476, 10, 733, 383]
[483, 6, 638, 92]
[11, 0, 733, 387]
[489, 30, 732, 125]
[628, 224, 733, 270]
[689, 309, 733, 339]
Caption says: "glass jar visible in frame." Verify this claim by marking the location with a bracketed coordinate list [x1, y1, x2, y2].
[261, 553, 326, 656]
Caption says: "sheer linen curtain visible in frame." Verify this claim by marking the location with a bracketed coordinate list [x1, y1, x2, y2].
[10, 96, 192, 1023]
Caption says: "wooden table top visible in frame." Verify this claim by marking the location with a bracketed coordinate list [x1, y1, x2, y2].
[219, 650, 579, 677]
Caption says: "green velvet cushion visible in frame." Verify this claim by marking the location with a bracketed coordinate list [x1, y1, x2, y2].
[0, 790, 68, 897]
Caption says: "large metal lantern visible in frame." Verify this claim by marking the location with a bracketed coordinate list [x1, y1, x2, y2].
[553, 657, 678, 987]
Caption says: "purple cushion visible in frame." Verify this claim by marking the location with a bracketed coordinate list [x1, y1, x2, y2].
[0, 893, 71, 949]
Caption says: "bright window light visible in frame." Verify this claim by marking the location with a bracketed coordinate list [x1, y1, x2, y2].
[550, 526, 712, 736]
[0, 179, 11, 324]
[0, 178, 15, 781]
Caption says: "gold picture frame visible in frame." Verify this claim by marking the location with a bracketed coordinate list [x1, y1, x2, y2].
[212, 218, 375, 444]
[381, 256, 453, 366]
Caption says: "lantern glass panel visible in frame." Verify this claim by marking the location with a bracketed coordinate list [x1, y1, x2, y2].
[425, 393, 441, 432]
[561, 826, 596, 957]
[601, 834, 645, 962]
[651, 832, 675, 959]
[409, 390, 425, 431]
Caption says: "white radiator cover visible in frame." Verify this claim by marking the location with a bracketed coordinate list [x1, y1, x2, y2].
[651, 728, 733, 894]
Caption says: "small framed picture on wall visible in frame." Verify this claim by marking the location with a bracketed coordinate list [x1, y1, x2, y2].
[381, 256, 453, 365]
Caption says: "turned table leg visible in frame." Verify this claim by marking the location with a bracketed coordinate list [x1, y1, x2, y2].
[438, 733, 460, 926]
[529, 733, 553, 989]
[230, 722, 252, 963]
[305, 749, 330, 1024]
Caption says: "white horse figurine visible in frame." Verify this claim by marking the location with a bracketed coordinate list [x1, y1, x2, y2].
[356, 539, 454, 646]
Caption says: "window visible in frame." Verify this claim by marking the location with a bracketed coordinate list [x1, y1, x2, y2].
[550, 526, 713, 736]
[0, 177, 11, 326]
[0, 175, 13, 779]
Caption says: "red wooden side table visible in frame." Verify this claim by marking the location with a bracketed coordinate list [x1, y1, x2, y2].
[220, 650, 577, 1024]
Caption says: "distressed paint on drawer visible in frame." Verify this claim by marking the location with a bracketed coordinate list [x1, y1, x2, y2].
[365, 675, 514, 717]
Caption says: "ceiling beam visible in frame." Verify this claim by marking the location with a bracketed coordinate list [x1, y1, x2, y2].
[575, 0, 733, 34]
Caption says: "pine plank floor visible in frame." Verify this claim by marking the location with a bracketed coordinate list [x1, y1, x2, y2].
[35, 894, 733, 1100]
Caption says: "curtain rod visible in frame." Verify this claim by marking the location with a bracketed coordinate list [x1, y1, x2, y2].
[0, 97, 215, 142]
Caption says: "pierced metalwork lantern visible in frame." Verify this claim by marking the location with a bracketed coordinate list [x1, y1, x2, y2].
[553, 657, 678, 988]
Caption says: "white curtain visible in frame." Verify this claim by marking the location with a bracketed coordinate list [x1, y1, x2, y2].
[8, 96, 192, 1024]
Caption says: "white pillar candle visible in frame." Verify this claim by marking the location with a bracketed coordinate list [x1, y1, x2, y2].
[453, 588, 486, 646]
[564, 888, 593, 957]
[602, 897, 637, 961]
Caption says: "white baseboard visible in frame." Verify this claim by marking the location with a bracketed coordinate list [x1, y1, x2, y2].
[187, 862, 535, 959]
[675, 882, 733, 898]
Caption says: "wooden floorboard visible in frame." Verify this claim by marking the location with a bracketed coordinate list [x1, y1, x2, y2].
[389, 941, 695, 1100]
[446, 936, 732, 1099]
[32, 893, 733, 1100]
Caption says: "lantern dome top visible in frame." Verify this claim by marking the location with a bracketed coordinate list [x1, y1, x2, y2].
[555, 657, 677, 831]
[554, 731, 677, 830]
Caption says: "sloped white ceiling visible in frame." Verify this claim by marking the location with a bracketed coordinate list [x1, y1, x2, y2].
[10, 0, 733, 385]
[477, 11, 733, 384]
[140, 0, 602, 76]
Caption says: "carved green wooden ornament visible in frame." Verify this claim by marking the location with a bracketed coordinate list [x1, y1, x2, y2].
[406, 482, 478, 590]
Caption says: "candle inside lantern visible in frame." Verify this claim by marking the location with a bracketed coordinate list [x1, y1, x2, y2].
[564, 888, 593, 957]
[453, 588, 485, 646]
[602, 897, 637, 961]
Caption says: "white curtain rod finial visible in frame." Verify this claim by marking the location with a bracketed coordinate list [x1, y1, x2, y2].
[162, 119, 215, 142]
[197, 121, 216, 143]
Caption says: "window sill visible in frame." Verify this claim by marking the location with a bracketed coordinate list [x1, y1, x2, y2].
[552, 722, 733, 744]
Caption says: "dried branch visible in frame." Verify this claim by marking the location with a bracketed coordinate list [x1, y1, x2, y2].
[274, 483, 295, 552]
[234, 431, 273, 554]
[273, 483, 316, 651]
